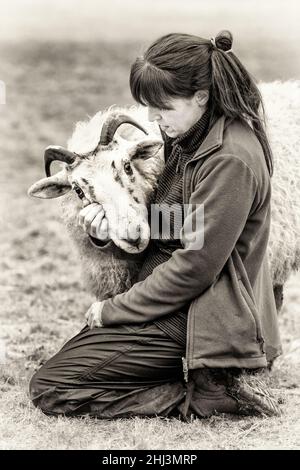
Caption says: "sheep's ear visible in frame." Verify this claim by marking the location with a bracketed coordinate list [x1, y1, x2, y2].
[130, 139, 163, 161]
[28, 171, 71, 199]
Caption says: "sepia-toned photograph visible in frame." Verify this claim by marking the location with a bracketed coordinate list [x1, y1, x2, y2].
[0, 0, 299, 451]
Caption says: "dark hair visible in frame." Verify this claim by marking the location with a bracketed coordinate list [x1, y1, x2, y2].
[130, 30, 273, 176]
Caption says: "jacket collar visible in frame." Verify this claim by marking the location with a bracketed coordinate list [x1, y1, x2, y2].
[191, 114, 226, 162]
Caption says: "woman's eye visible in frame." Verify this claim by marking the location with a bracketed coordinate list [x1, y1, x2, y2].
[124, 161, 133, 175]
[72, 184, 85, 199]
[159, 103, 173, 111]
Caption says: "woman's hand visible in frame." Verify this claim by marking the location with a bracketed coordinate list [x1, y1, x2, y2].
[78, 203, 110, 241]
[85, 301, 105, 329]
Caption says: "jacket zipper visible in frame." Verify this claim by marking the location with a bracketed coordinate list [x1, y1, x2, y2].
[182, 144, 222, 373]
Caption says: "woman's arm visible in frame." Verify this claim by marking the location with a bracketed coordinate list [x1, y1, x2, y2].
[100, 155, 258, 326]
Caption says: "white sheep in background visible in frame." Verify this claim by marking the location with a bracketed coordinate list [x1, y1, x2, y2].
[260, 81, 300, 310]
[28, 81, 300, 312]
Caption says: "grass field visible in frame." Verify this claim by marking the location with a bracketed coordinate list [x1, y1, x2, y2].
[0, 40, 299, 449]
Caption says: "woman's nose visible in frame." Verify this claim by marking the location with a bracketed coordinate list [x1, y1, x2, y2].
[148, 107, 161, 122]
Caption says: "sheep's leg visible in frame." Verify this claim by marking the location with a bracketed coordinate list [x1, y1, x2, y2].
[273, 284, 284, 314]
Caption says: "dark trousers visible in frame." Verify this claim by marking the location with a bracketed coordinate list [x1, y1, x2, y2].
[29, 322, 187, 419]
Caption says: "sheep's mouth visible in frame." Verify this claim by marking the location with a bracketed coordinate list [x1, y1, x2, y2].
[88, 235, 113, 249]
[88, 233, 144, 254]
[88, 234, 145, 258]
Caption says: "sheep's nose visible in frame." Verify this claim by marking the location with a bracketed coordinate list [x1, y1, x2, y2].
[128, 225, 141, 243]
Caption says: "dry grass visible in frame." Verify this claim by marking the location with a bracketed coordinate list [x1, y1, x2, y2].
[0, 41, 299, 450]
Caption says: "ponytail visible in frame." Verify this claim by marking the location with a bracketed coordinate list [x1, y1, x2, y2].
[210, 30, 273, 176]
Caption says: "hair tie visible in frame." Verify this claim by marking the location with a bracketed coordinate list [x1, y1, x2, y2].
[210, 37, 217, 49]
[210, 36, 233, 54]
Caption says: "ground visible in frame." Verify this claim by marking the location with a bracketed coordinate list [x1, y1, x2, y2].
[0, 41, 299, 450]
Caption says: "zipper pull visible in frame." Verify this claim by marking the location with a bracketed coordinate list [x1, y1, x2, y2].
[182, 357, 189, 383]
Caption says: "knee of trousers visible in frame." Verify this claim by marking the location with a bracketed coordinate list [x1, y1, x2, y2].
[29, 369, 58, 414]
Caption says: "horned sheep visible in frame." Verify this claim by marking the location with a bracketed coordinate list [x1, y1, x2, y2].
[28, 80, 300, 313]
[29, 107, 165, 299]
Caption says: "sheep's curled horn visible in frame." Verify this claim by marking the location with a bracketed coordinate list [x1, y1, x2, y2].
[44, 146, 76, 177]
[44, 114, 149, 177]
[97, 113, 149, 146]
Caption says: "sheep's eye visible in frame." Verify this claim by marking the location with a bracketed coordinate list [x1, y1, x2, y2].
[72, 183, 85, 199]
[124, 161, 133, 175]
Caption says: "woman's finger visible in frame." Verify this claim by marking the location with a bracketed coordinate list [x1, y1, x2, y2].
[82, 205, 104, 230]
[90, 211, 104, 238]
[78, 203, 102, 226]
[90, 212, 110, 240]
[86, 304, 96, 328]
[85, 306, 92, 325]
[78, 203, 94, 226]
[97, 216, 109, 240]
[85, 303, 103, 329]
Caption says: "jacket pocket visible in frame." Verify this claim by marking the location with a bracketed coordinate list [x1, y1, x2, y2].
[186, 260, 267, 369]
[238, 279, 265, 350]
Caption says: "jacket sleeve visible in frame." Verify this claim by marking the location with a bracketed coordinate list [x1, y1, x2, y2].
[101, 155, 258, 326]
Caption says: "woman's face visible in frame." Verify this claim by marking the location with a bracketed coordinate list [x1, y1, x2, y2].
[147, 91, 209, 138]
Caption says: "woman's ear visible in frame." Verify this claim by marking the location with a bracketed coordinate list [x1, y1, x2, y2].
[195, 90, 209, 107]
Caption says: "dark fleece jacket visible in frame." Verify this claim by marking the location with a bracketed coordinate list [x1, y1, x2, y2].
[101, 114, 282, 369]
